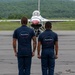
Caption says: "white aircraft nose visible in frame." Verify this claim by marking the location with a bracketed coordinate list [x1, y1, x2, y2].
[32, 20, 40, 24]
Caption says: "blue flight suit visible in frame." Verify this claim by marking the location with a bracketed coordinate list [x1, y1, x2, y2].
[38, 30, 58, 75]
[13, 25, 35, 75]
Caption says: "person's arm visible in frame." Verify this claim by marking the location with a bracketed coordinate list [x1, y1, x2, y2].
[13, 38, 17, 56]
[55, 41, 58, 59]
[37, 41, 41, 59]
[32, 36, 37, 57]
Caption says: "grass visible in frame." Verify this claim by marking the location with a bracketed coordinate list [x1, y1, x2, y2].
[0, 21, 75, 30]
[52, 21, 75, 30]
[0, 22, 21, 30]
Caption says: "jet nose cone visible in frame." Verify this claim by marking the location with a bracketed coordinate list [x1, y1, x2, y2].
[32, 20, 39, 24]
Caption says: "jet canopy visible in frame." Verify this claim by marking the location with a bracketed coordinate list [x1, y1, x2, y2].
[32, 10, 40, 16]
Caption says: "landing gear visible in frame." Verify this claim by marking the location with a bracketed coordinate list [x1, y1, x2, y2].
[31, 24, 42, 37]
[34, 29, 41, 37]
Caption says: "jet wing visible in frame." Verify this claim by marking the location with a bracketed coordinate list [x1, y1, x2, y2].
[0, 19, 20, 22]
[41, 18, 75, 22]
[0, 19, 31, 22]
[0, 19, 75, 22]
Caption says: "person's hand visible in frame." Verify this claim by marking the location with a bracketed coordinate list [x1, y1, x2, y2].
[14, 52, 17, 57]
[37, 54, 41, 59]
[32, 52, 35, 57]
[55, 55, 58, 59]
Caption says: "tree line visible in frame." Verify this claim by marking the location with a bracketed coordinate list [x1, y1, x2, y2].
[0, 0, 75, 19]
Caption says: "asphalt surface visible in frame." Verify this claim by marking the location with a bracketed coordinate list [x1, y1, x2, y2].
[0, 31, 75, 75]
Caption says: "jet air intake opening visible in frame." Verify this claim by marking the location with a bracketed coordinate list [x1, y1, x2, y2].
[31, 24, 42, 29]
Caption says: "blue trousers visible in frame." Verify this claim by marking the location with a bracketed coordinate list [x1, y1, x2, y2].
[17, 56, 32, 75]
[41, 49, 55, 75]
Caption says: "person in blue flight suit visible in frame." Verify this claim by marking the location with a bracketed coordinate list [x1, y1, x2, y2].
[37, 21, 58, 75]
[12, 17, 36, 75]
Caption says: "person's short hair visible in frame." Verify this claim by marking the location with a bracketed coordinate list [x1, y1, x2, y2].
[45, 21, 52, 29]
[21, 17, 28, 25]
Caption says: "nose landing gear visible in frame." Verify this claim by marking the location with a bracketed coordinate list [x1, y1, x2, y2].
[31, 24, 42, 37]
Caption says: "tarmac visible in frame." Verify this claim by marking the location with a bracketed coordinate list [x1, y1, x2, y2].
[0, 31, 75, 75]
